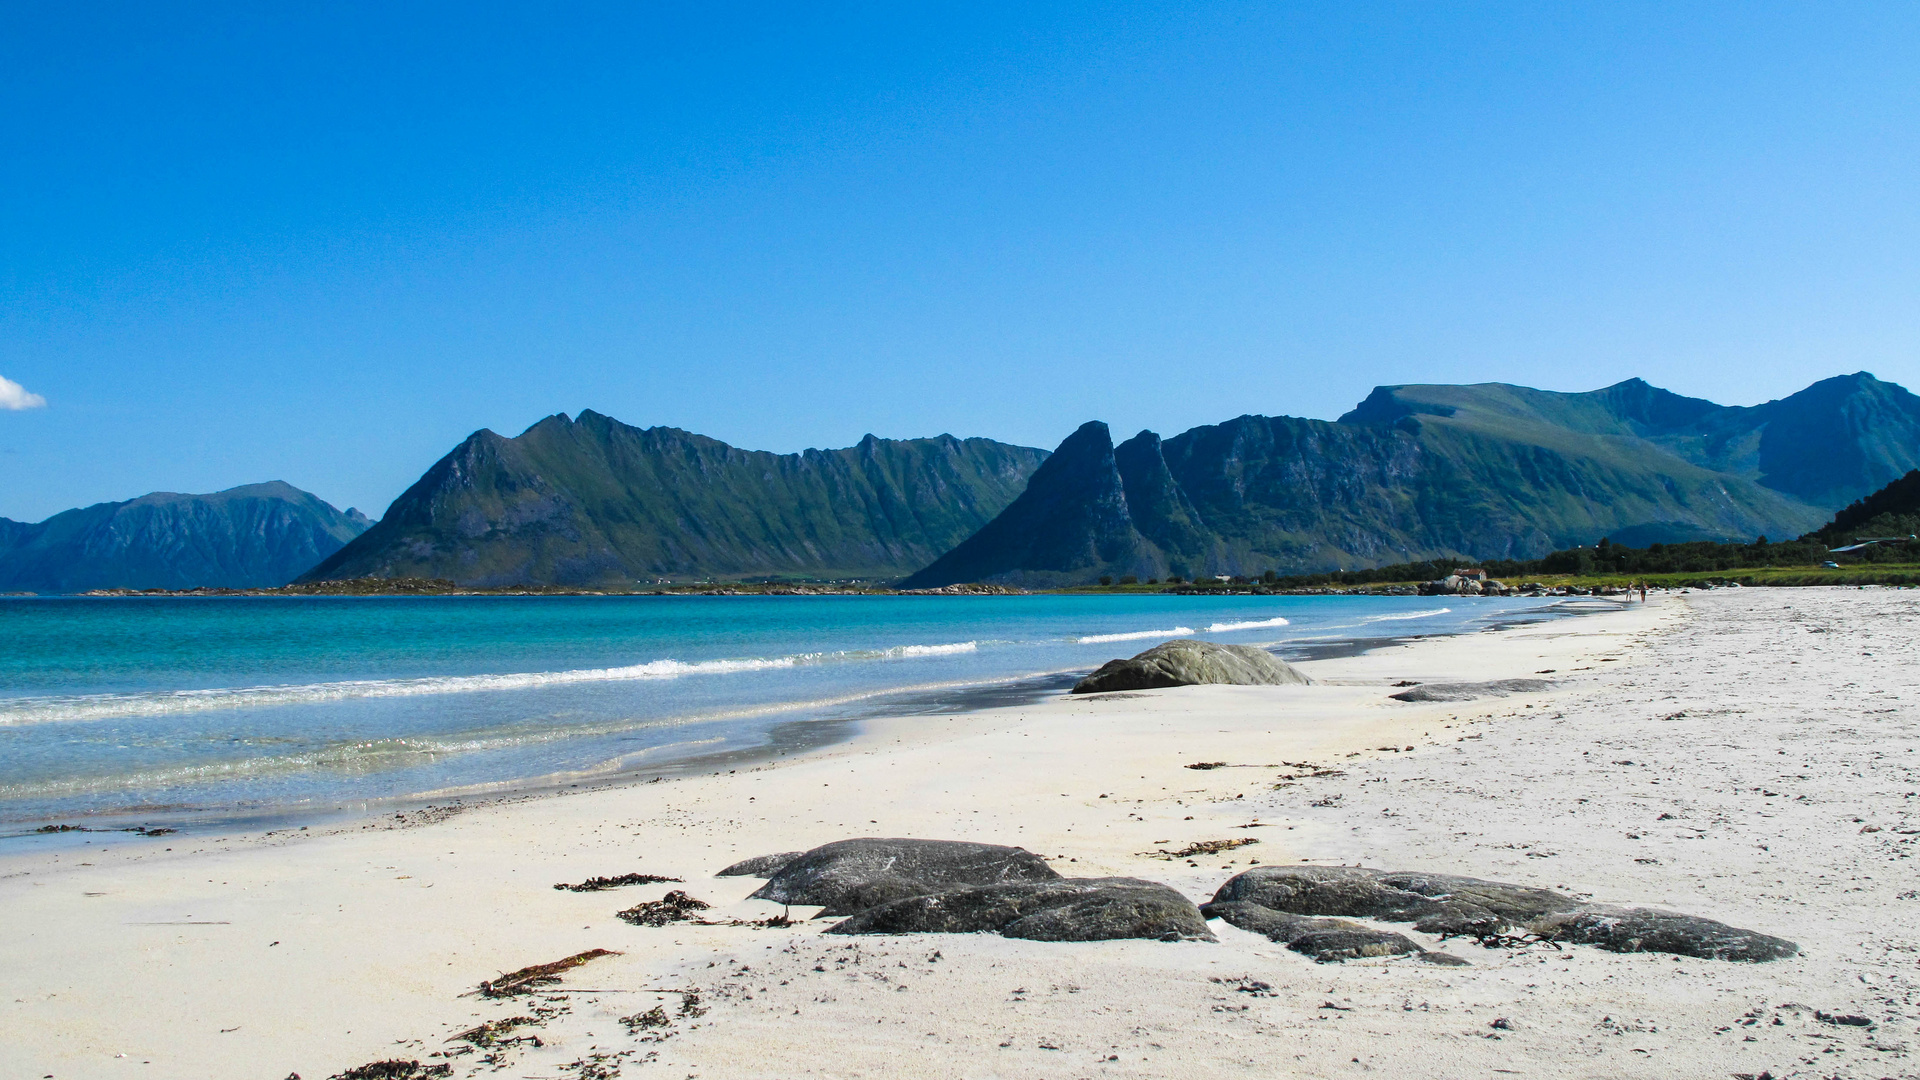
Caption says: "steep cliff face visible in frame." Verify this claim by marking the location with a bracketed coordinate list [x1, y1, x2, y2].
[0, 483, 371, 592]
[303, 411, 1049, 586]
[1113, 430, 1214, 573]
[900, 422, 1150, 588]
[904, 374, 1908, 586]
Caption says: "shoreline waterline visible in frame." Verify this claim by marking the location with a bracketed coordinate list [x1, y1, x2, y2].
[0, 594, 1602, 836]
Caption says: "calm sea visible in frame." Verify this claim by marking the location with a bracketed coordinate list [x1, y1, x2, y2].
[0, 593, 1566, 829]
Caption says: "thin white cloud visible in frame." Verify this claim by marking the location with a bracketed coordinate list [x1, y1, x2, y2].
[0, 376, 46, 411]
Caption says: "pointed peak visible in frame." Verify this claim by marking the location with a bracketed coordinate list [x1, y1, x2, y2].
[1060, 420, 1113, 446]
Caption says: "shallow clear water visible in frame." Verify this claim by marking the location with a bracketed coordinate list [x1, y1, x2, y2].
[0, 593, 1562, 825]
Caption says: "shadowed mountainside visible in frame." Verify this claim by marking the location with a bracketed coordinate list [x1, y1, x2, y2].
[302, 411, 1049, 587]
[904, 374, 1920, 587]
[0, 483, 371, 593]
[1807, 469, 1920, 545]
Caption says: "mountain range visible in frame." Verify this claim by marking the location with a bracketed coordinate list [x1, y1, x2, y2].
[9, 372, 1919, 592]
[300, 410, 1049, 587]
[0, 482, 371, 593]
[902, 372, 1920, 587]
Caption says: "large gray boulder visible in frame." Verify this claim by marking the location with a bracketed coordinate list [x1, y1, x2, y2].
[1530, 907, 1799, 962]
[829, 877, 1214, 942]
[748, 838, 1059, 916]
[1071, 639, 1311, 695]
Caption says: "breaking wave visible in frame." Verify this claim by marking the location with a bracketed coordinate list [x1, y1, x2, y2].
[1361, 608, 1451, 621]
[1204, 617, 1292, 633]
[0, 642, 980, 727]
[0, 671, 1029, 803]
[1076, 627, 1195, 644]
[884, 642, 978, 658]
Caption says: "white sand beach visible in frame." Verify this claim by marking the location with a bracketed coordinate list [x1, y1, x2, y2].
[4, 589, 1917, 1080]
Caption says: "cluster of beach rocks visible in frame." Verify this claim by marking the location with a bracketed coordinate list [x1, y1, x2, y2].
[716, 838, 1797, 964]
[722, 838, 1215, 942]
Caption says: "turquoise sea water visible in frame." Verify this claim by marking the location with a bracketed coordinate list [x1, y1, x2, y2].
[0, 594, 1564, 827]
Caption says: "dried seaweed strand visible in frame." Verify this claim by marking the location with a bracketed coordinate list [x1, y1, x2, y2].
[478, 948, 621, 997]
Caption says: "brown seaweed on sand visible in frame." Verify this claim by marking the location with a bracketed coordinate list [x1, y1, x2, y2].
[621, 1005, 670, 1032]
[615, 890, 712, 927]
[477, 948, 621, 997]
[329, 1062, 451, 1079]
[1145, 838, 1260, 860]
[449, 1015, 543, 1047]
[553, 873, 682, 893]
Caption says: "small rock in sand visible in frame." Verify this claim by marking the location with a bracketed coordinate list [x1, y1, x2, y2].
[1388, 678, 1552, 703]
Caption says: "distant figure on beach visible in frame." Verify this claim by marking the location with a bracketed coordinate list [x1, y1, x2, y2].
[1638, 581, 1647, 602]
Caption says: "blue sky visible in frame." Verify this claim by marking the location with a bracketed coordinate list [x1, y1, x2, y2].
[4, 3, 1919, 521]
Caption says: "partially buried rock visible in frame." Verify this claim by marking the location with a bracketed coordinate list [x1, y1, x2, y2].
[1202, 900, 1425, 962]
[1209, 865, 1580, 936]
[830, 877, 1214, 943]
[716, 851, 806, 878]
[1388, 678, 1551, 703]
[1529, 906, 1800, 962]
[1072, 639, 1311, 695]
[1210, 865, 1797, 962]
[749, 838, 1060, 916]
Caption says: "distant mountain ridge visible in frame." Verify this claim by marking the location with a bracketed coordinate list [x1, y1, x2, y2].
[302, 411, 1049, 586]
[0, 482, 371, 593]
[1343, 372, 1920, 507]
[904, 373, 1920, 587]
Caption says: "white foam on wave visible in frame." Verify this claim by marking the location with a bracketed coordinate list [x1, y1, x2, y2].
[1362, 607, 1451, 622]
[882, 642, 978, 658]
[1204, 617, 1292, 633]
[0, 641, 984, 727]
[1075, 627, 1195, 644]
[0, 667, 1064, 802]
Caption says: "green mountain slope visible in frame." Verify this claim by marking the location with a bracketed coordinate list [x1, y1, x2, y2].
[1806, 469, 1920, 545]
[0, 483, 371, 592]
[302, 411, 1049, 586]
[907, 374, 1909, 587]
[1343, 371, 1920, 507]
